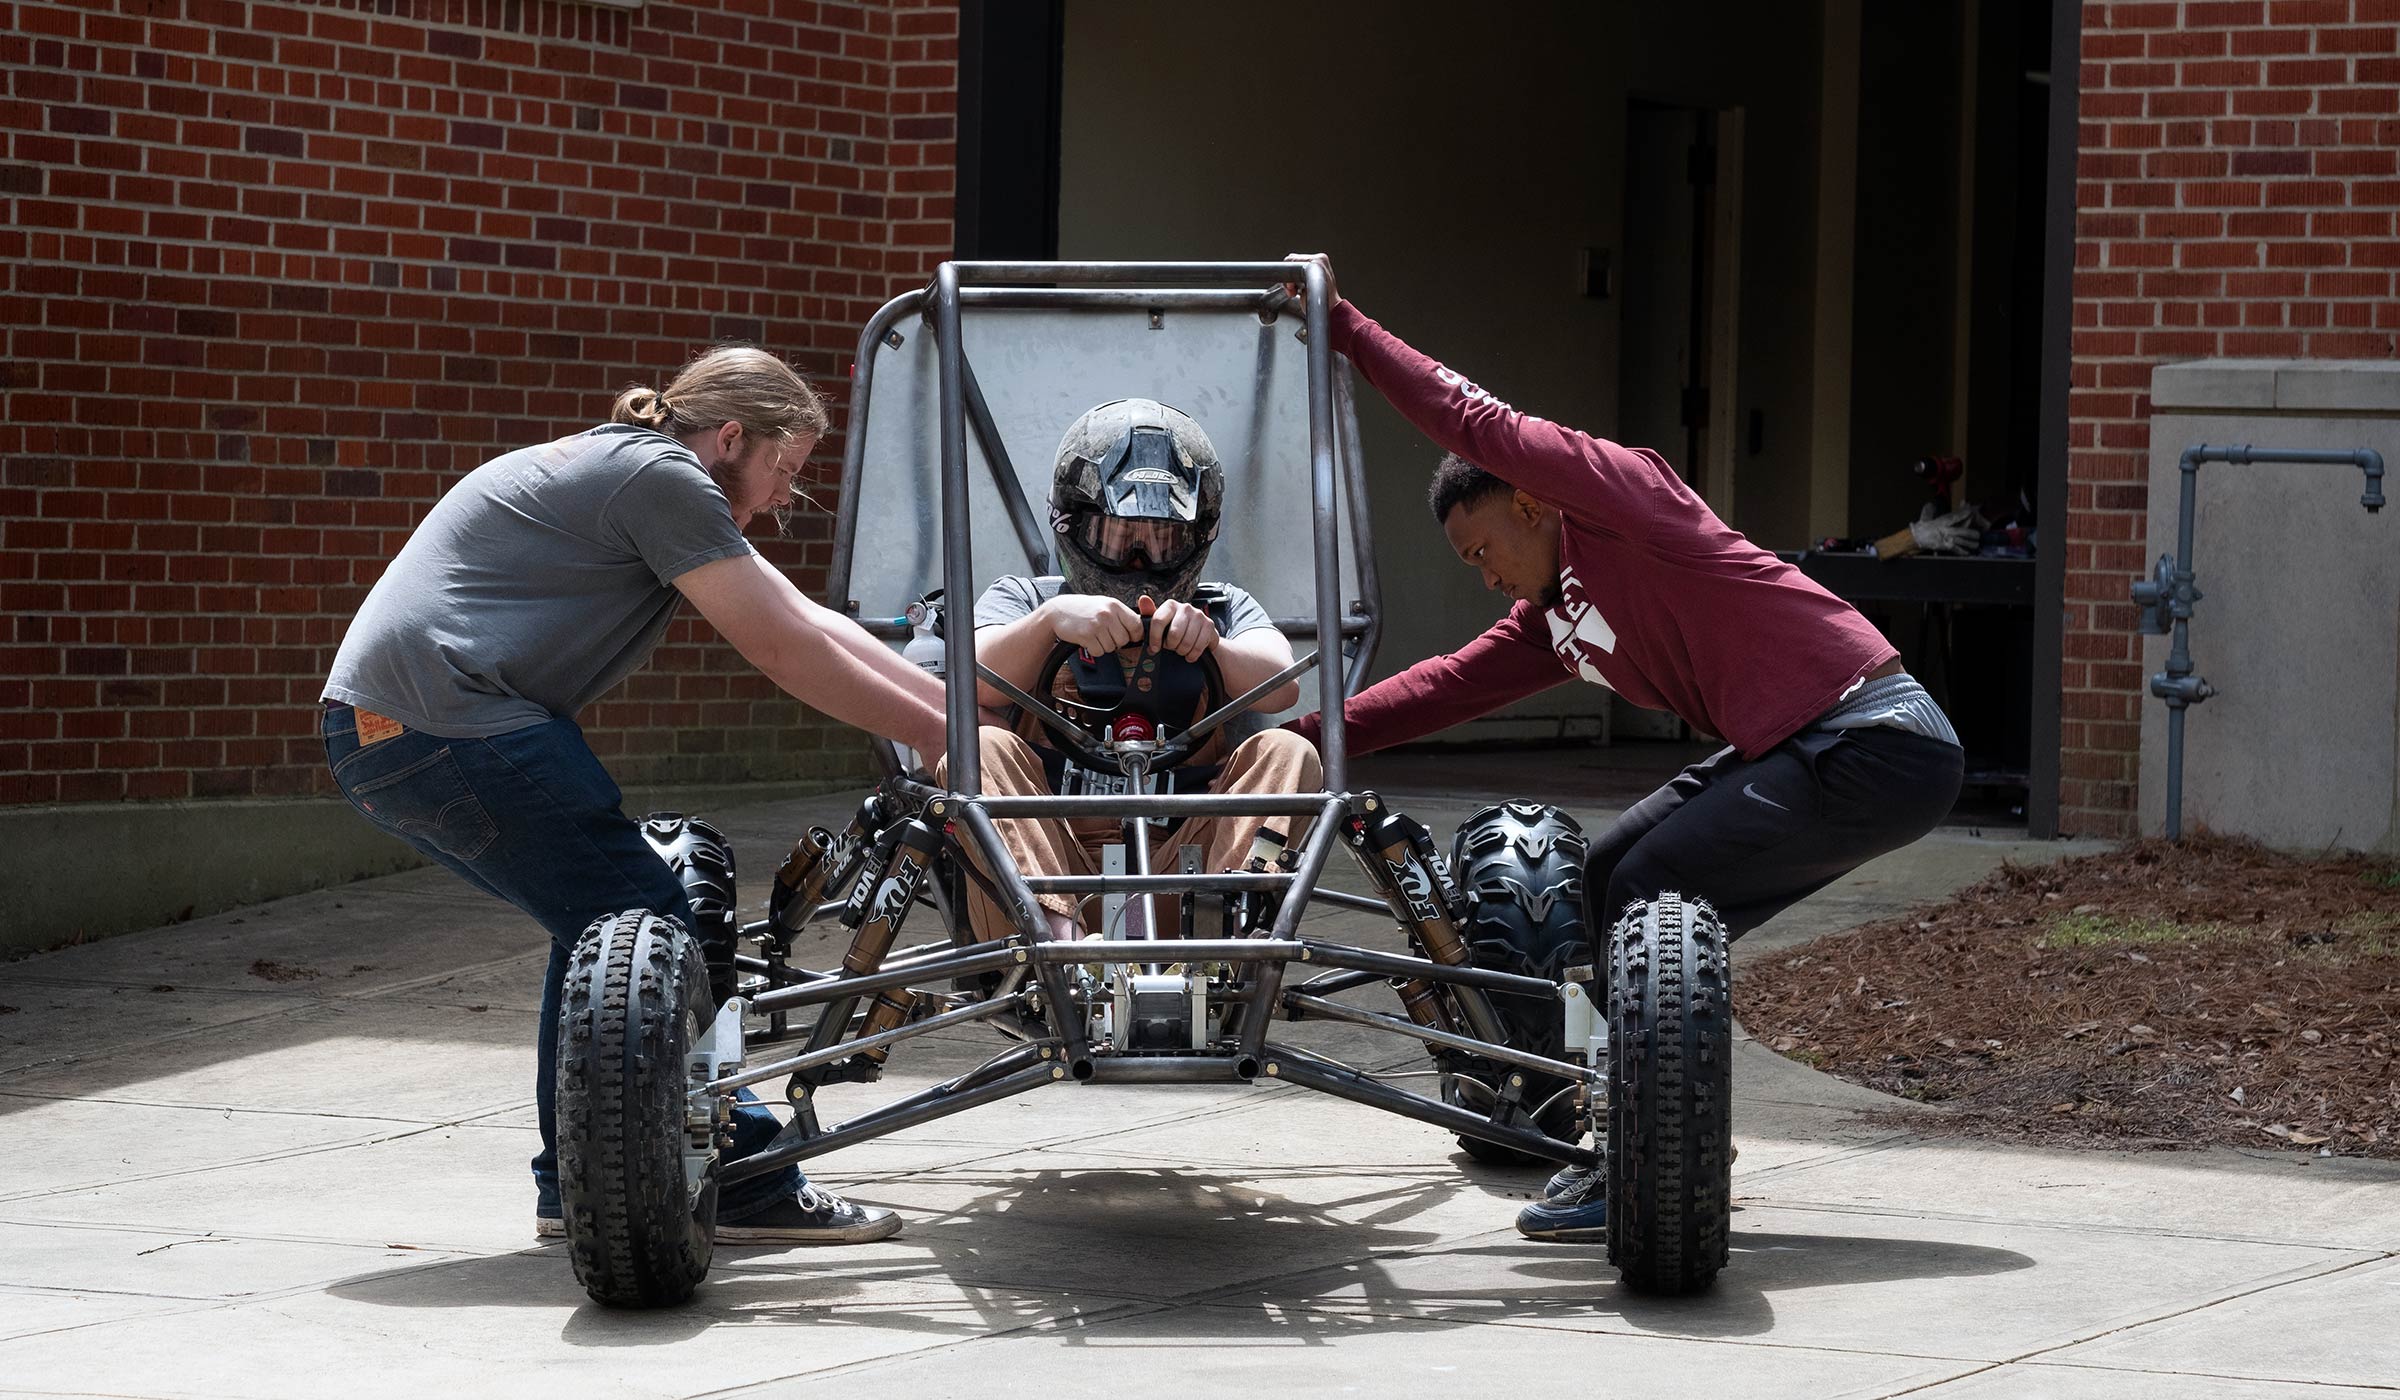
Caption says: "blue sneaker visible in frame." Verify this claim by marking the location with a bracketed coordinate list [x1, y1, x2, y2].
[1516, 1162, 1607, 1241]
[1542, 1162, 1596, 1200]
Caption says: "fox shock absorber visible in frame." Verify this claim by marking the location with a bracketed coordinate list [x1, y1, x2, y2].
[840, 817, 938, 975]
[1393, 977, 1459, 1035]
[794, 816, 938, 1068]
[768, 829, 836, 935]
[769, 790, 890, 936]
[843, 818, 944, 1066]
[1356, 800, 1508, 1045]
[853, 989, 918, 1064]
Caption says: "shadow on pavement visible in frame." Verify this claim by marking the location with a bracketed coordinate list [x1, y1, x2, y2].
[321, 1167, 2031, 1347]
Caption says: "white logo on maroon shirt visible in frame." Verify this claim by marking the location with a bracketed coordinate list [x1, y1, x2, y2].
[1544, 566, 1615, 685]
[1435, 367, 1504, 408]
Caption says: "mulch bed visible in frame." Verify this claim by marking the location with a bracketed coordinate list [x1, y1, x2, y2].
[1735, 834, 2400, 1158]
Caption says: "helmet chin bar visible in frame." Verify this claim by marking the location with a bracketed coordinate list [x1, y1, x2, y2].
[1062, 554, 1206, 610]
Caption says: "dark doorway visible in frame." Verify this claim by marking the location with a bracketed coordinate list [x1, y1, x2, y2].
[1619, 100, 1722, 488]
[954, 0, 1064, 261]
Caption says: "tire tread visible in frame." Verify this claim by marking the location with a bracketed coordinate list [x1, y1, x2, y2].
[558, 910, 716, 1307]
[1607, 893, 1731, 1294]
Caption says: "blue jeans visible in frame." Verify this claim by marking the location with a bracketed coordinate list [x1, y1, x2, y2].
[322, 703, 800, 1220]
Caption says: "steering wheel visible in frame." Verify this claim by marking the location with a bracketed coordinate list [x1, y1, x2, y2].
[1015, 637, 1230, 780]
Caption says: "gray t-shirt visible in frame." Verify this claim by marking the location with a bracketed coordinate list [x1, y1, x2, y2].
[973, 576, 1281, 746]
[323, 424, 755, 737]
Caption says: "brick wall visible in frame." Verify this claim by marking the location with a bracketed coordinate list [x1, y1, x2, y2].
[2066, 0, 2399, 835]
[0, 0, 958, 806]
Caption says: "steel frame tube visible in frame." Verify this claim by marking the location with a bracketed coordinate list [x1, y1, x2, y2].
[1332, 368, 1383, 694]
[725, 1057, 1061, 1183]
[1305, 888, 1395, 917]
[1028, 938, 1304, 964]
[1283, 991, 1596, 1083]
[742, 614, 1376, 647]
[948, 260, 1328, 285]
[950, 801, 1088, 1061]
[1292, 966, 1385, 996]
[1268, 797, 1351, 940]
[1299, 260, 1347, 794]
[1296, 939, 1563, 999]
[1174, 650, 1320, 752]
[1269, 616, 1372, 640]
[1236, 954, 1285, 1061]
[833, 265, 1386, 714]
[748, 942, 1023, 1014]
[1075, 1055, 1259, 1083]
[1025, 872, 1293, 895]
[706, 990, 1029, 1094]
[978, 792, 1331, 818]
[972, 664, 1104, 755]
[955, 287, 1288, 310]
[958, 355, 1052, 575]
[932, 262, 980, 794]
[1259, 1042, 1595, 1168]
[829, 290, 928, 606]
[949, 801, 1048, 939]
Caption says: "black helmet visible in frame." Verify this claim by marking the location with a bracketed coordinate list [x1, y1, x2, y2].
[1050, 398, 1224, 608]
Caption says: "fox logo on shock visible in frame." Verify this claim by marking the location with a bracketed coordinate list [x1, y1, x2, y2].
[1385, 857, 1441, 923]
[865, 865, 921, 928]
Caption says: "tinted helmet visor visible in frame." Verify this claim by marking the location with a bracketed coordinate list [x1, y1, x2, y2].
[1068, 512, 1206, 573]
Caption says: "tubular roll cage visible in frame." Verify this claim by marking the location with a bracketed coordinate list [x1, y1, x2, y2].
[713, 262, 1598, 1186]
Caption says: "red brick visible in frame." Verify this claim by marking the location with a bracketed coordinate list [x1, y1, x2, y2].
[2181, 241, 2264, 267]
[2148, 88, 2231, 117]
[2267, 56, 2356, 83]
[2144, 150, 2227, 178]
[2269, 0, 2356, 21]
[2232, 88, 2316, 115]
[2317, 24, 2400, 51]
[2181, 58, 2263, 86]
[2233, 149, 2315, 176]
[2180, 179, 2269, 206]
[0, 0, 935, 812]
[2150, 29, 2229, 58]
[2319, 148, 2400, 176]
[2227, 210, 2308, 236]
[2266, 240, 2351, 265]
[2307, 329, 2400, 354]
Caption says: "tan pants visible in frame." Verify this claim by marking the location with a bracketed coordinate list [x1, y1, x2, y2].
[941, 726, 1322, 941]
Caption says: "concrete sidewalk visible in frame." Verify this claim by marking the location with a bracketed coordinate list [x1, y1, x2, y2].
[4, 773, 2396, 1399]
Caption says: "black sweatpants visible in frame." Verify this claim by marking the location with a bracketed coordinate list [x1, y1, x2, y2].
[1584, 725, 1965, 942]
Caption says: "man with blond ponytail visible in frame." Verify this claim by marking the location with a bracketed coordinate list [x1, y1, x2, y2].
[323, 345, 942, 1244]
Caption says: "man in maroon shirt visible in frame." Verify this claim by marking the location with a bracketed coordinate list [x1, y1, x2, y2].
[1282, 256, 1964, 1241]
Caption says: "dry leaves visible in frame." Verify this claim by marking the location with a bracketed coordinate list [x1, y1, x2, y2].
[1738, 833, 2400, 1158]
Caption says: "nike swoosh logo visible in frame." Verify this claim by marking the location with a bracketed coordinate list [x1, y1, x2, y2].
[1742, 782, 1790, 812]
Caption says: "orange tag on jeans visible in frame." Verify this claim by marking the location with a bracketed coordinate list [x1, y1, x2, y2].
[355, 708, 403, 745]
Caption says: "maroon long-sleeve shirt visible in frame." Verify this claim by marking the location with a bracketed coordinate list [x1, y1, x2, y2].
[1292, 301, 1895, 761]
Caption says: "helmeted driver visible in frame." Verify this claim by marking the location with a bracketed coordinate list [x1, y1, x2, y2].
[951, 398, 1319, 940]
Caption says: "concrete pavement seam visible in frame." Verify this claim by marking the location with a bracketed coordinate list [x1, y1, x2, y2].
[2004, 1356, 2400, 1393]
[682, 1298, 1176, 1399]
[1739, 1195, 2400, 1254]
[1971, 1250, 2398, 1376]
